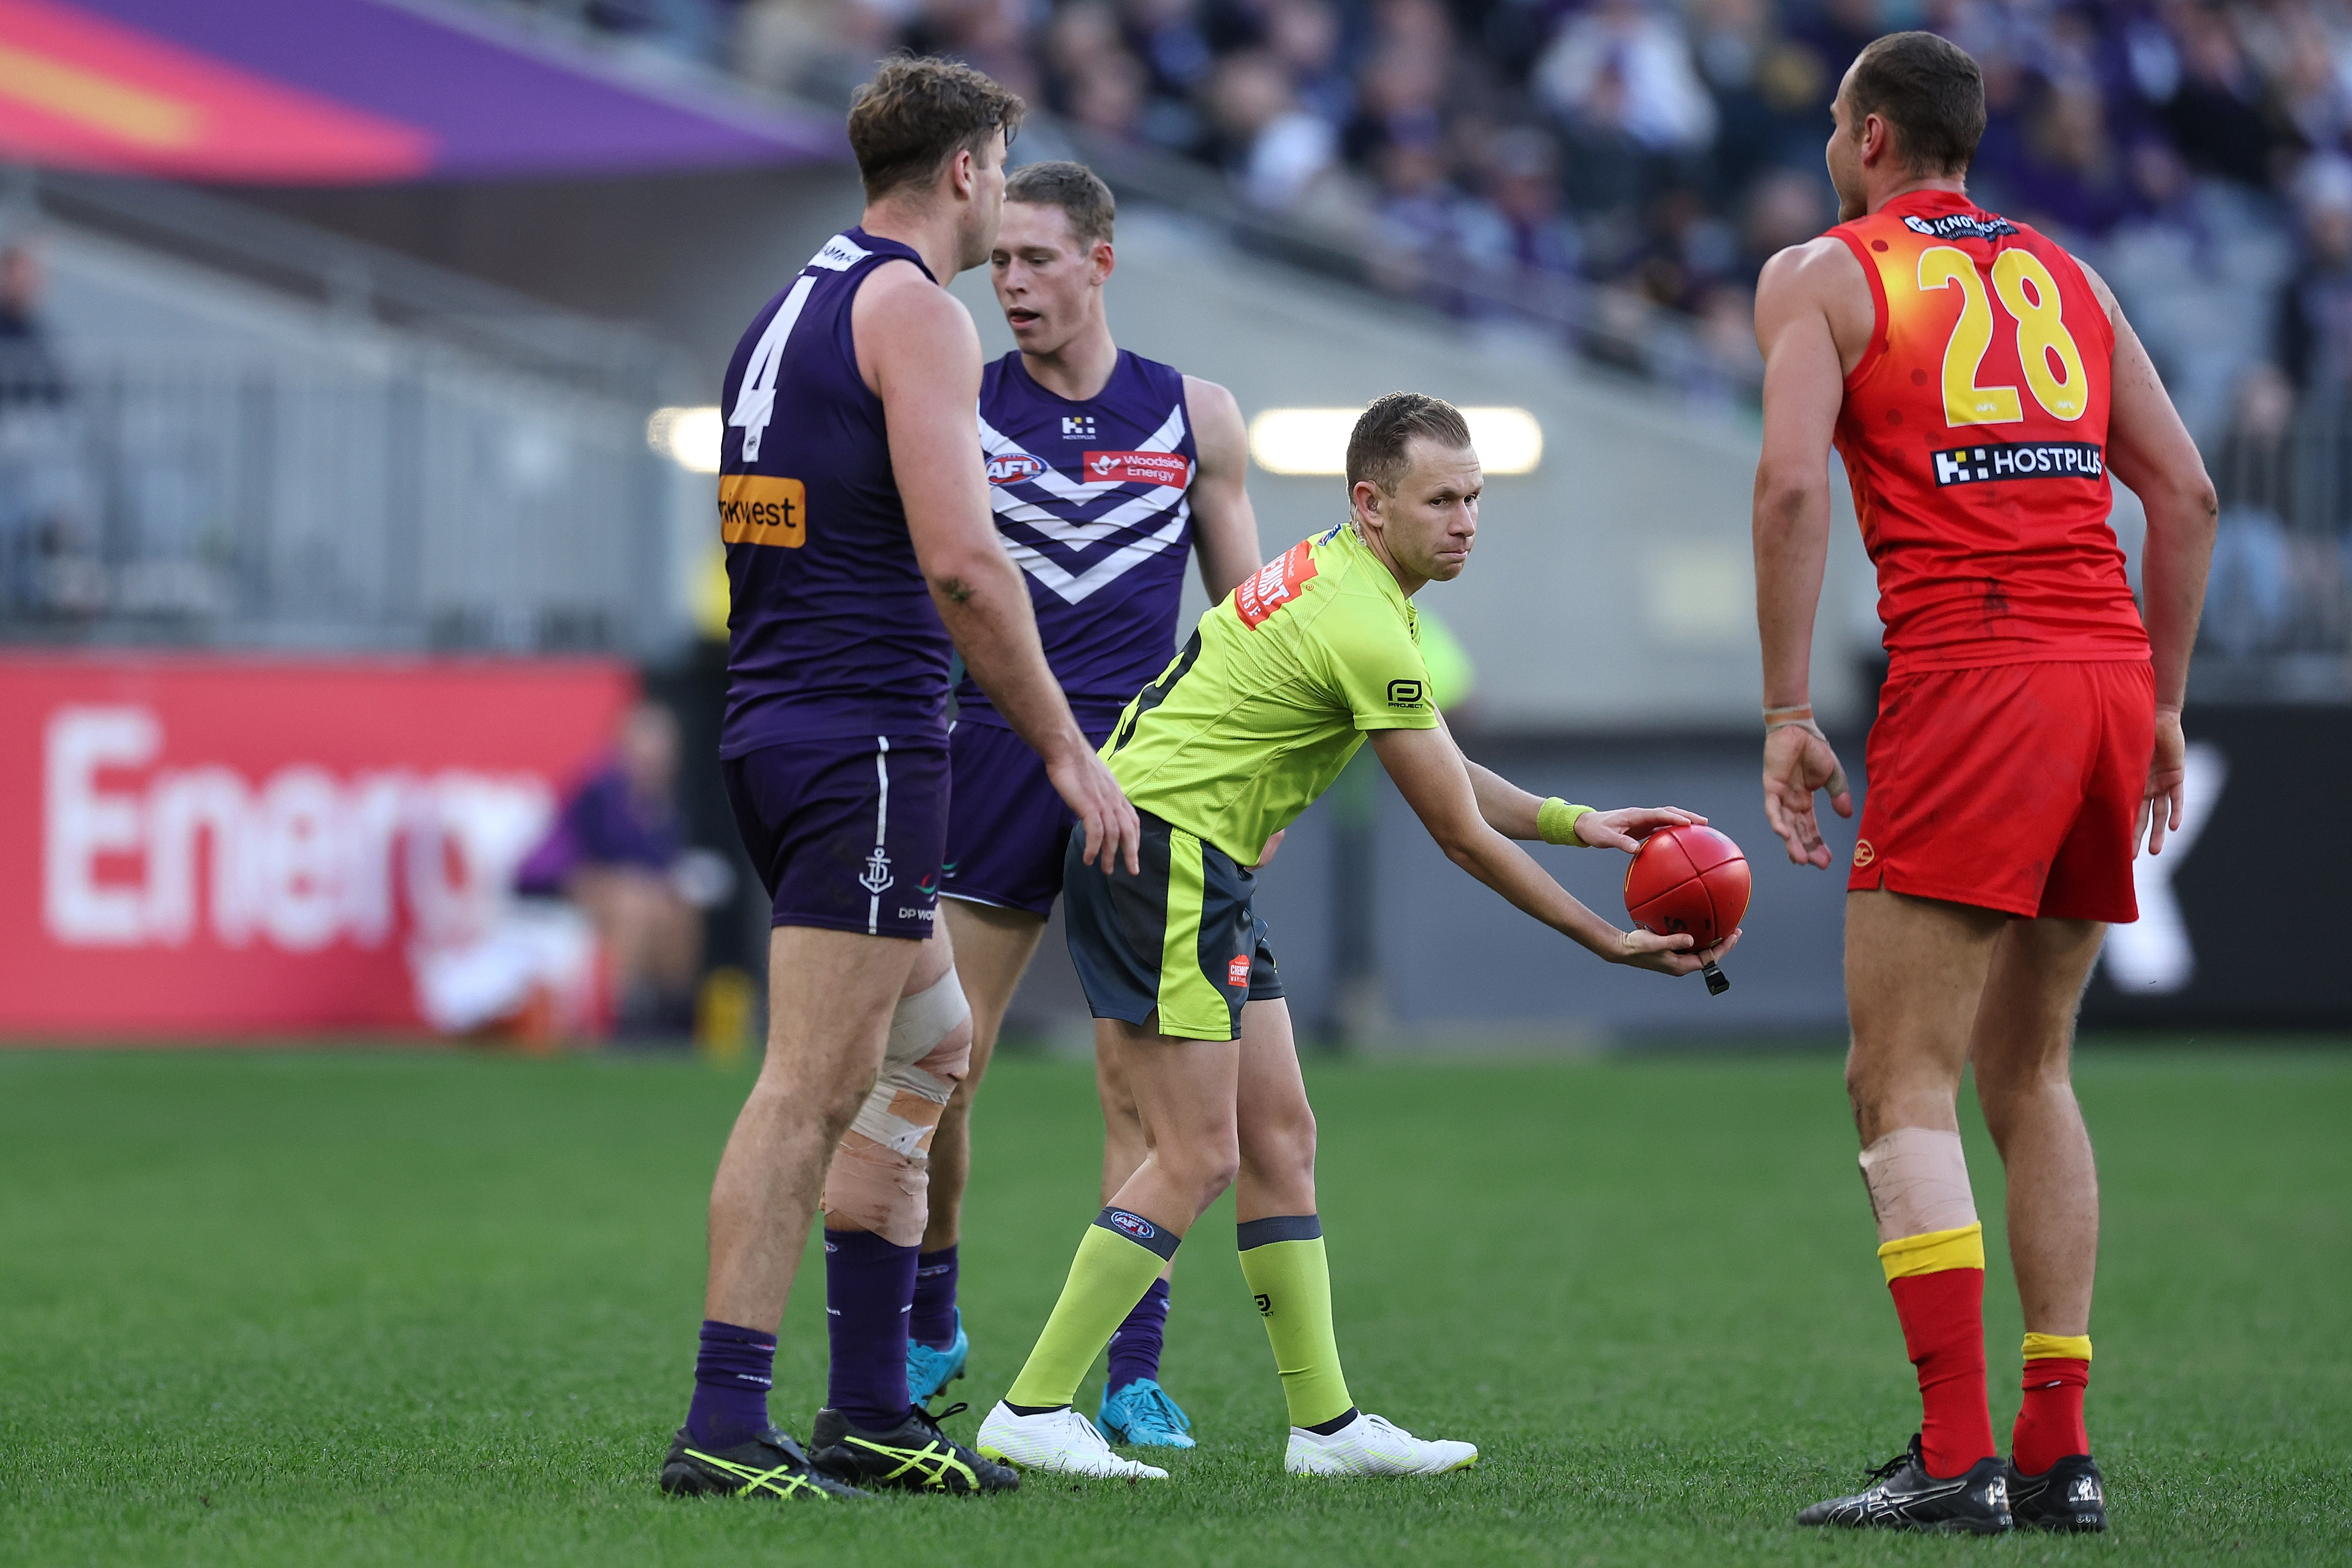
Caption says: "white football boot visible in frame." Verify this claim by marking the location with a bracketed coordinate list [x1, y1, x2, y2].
[975, 1402, 1170, 1480]
[1284, 1411, 1479, 1476]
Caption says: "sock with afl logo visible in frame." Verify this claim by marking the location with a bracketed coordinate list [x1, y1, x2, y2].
[1003, 1208, 1180, 1412]
[1880, 1223, 1997, 1478]
[2011, 1333, 2093, 1475]
[1237, 1215, 1355, 1431]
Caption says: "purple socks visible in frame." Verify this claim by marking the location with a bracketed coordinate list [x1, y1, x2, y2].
[686, 1319, 776, 1450]
[824, 1226, 920, 1430]
[1105, 1276, 1171, 1394]
[911, 1244, 959, 1349]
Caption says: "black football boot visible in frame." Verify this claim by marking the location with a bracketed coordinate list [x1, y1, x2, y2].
[808, 1402, 1021, 1494]
[1796, 1433, 2013, 1533]
[2007, 1452, 2108, 1532]
[659, 1426, 871, 1501]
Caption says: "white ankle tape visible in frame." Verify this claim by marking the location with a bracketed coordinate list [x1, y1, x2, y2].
[1857, 1127, 1976, 1244]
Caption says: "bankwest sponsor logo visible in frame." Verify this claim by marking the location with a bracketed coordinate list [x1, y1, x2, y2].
[1901, 211, 2019, 242]
[1235, 538, 1318, 628]
[985, 453, 1046, 484]
[719, 474, 807, 547]
[1931, 441, 2104, 487]
[1083, 450, 1192, 489]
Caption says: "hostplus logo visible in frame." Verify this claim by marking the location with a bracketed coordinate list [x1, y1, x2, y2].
[1061, 415, 1097, 439]
[1931, 441, 2103, 487]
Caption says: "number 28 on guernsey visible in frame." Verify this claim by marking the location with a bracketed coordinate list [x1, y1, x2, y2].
[1918, 245, 2088, 428]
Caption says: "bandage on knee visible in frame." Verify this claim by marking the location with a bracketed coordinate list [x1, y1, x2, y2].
[1858, 1126, 1977, 1243]
[823, 969, 972, 1247]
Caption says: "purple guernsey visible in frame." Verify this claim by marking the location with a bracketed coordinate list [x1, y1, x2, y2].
[957, 349, 1200, 730]
[718, 229, 953, 757]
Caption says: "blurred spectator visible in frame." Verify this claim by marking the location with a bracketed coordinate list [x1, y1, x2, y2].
[0, 239, 98, 618]
[1208, 49, 1340, 210]
[1736, 167, 1833, 285]
[517, 701, 733, 1037]
[2154, 3, 2289, 190]
[2203, 365, 2298, 656]
[1998, 78, 2137, 241]
[0, 243, 66, 409]
[2280, 153, 2352, 396]
[1536, 0, 1717, 156]
[1457, 126, 1584, 317]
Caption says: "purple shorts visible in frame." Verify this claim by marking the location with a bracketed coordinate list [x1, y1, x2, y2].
[722, 731, 948, 939]
[941, 718, 1113, 917]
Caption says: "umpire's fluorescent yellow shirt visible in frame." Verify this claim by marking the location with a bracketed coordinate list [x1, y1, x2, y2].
[1104, 521, 1439, 863]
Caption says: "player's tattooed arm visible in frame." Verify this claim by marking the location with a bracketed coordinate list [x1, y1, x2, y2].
[1371, 725, 1733, 977]
[1183, 376, 1265, 601]
[1751, 240, 1862, 870]
[2077, 258, 2217, 857]
[863, 265, 1141, 874]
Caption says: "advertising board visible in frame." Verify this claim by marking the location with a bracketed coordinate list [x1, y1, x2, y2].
[0, 656, 634, 1039]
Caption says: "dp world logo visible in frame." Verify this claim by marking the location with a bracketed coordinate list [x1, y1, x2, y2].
[857, 848, 894, 895]
[986, 453, 1045, 484]
[1105, 1209, 1156, 1241]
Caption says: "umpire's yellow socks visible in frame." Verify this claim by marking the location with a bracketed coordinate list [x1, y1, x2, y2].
[1237, 1215, 1356, 1430]
[1004, 1207, 1178, 1409]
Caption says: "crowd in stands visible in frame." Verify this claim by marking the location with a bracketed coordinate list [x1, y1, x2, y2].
[537, 0, 2352, 666]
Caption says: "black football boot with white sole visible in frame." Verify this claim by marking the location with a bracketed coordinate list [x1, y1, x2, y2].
[808, 1402, 1020, 1494]
[660, 1426, 871, 1501]
[2007, 1452, 2107, 1532]
[1796, 1434, 2013, 1533]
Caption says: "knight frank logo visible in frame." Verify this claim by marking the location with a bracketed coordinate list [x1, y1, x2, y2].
[857, 848, 894, 895]
[1932, 442, 2103, 487]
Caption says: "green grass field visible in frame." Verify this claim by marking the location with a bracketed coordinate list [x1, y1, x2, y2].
[2, 1044, 2344, 1566]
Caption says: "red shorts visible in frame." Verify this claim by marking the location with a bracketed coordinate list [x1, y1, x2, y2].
[1848, 660, 2154, 922]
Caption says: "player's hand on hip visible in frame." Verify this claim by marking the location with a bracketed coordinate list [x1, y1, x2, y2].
[1611, 925, 1742, 977]
[1573, 805, 1707, 852]
[1762, 720, 1850, 870]
[1049, 748, 1142, 875]
[2139, 706, 2187, 857]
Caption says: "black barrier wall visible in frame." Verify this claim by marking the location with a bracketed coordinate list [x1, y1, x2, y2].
[2080, 706, 2352, 1028]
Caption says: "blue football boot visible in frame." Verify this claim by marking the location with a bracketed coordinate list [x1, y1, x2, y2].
[906, 1309, 968, 1405]
[1097, 1378, 1196, 1449]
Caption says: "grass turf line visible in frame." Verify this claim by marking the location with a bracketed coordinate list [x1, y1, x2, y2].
[0, 1045, 2344, 1566]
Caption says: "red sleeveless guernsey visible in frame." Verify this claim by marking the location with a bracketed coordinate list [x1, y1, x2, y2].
[1828, 190, 2149, 673]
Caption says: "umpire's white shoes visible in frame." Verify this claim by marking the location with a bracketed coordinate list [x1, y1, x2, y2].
[976, 1401, 1169, 1479]
[1285, 1411, 1479, 1476]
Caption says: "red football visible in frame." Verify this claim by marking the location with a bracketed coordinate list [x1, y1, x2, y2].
[1623, 824, 1750, 950]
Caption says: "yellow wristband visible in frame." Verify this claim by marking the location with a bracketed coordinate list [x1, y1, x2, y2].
[1537, 797, 1593, 846]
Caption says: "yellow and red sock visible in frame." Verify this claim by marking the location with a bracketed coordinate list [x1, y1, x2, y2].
[1879, 1223, 1996, 1479]
[2012, 1332, 2092, 1476]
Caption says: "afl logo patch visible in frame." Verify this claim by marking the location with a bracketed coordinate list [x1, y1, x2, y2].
[986, 453, 1046, 484]
[1853, 839, 1875, 868]
[1106, 1209, 1157, 1241]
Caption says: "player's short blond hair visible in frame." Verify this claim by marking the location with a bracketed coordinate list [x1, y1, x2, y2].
[848, 55, 1025, 202]
[1004, 161, 1115, 247]
[1347, 392, 1472, 496]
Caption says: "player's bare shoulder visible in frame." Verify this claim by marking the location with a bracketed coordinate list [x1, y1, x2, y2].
[853, 258, 981, 393]
[1182, 375, 1248, 473]
[1755, 236, 1873, 367]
